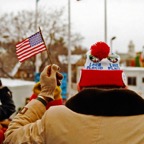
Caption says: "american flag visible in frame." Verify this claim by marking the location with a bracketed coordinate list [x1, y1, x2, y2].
[16, 31, 47, 62]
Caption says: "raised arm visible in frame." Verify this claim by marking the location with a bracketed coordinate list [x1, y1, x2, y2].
[4, 64, 63, 144]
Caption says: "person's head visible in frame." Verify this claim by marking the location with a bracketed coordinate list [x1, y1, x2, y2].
[77, 41, 127, 91]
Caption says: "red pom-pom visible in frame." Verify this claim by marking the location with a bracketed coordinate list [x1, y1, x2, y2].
[90, 41, 110, 60]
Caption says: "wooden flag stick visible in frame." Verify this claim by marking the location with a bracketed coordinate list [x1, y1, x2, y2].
[39, 27, 52, 65]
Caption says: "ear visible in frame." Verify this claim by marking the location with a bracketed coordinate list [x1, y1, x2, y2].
[77, 84, 81, 92]
[124, 86, 128, 89]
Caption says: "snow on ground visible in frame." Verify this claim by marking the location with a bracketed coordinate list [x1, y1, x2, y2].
[1, 78, 35, 87]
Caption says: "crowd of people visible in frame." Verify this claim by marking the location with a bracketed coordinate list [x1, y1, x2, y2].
[1, 41, 144, 144]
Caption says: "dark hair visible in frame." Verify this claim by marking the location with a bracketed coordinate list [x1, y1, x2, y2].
[0, 79, 2, 87]
[82, 85, 122, 90]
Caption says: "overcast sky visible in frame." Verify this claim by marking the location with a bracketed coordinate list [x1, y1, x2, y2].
[0, 0, 144, 53]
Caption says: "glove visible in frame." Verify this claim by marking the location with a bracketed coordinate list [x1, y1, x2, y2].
[39, 64, 63, 100]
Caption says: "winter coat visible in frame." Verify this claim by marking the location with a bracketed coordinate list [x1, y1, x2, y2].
[0, 86, 16, 143]
[4, 88, 144, 144]
[0, 86, 15, 120]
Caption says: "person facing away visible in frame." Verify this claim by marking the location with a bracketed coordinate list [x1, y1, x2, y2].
[0, 79, 16, 143]
[4, 42, 144, 144]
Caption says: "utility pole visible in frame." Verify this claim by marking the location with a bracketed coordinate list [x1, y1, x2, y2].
[67, 0, 72, 97]
[104, 0, 107, 43]
[34, 0, 42, 82]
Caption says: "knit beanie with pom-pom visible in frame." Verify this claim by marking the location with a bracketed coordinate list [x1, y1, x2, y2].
[78, 41, 127, 90]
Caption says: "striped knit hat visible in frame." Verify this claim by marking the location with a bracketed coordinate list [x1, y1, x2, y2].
[78, 41, 127, 90]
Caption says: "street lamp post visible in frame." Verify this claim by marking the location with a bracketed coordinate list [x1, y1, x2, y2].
[104, 0, 107, 43]
[35, 0, 39, 31]
[67, 0, 81, 97]
[110, 36, 116, 53]
[67, 0, 72, 97]
[35, 0, 42, 80]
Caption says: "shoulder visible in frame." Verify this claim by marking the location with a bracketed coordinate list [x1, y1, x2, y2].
[42, 105, 78, 127]
[47, 105, 70, 114]
[45, 105, 74, 118]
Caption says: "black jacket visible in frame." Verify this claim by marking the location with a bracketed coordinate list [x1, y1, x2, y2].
[0, 86, 16, 120]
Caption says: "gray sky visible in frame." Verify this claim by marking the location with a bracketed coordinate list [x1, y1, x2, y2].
[0, 0, 144, 53]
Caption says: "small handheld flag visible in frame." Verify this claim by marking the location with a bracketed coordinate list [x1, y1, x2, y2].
[16, 31, 47, 63]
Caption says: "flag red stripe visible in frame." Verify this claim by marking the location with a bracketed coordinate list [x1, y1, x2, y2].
[16, 38, 28, 46]
[18, 49, 46, 62]
[16, 43, 45, 56]
[17, 46, 46, 59]
[16, 39, 29, 50]
[16, 43, 30, 51]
